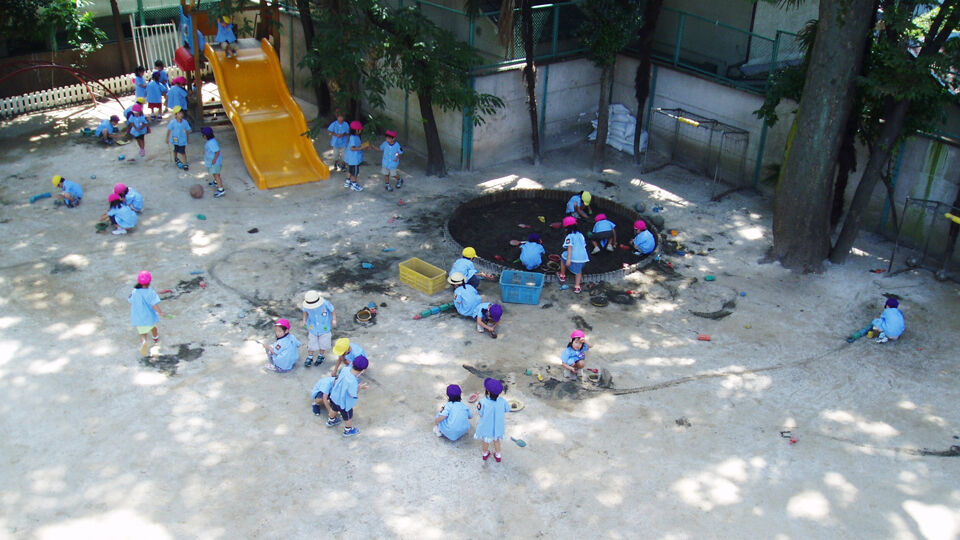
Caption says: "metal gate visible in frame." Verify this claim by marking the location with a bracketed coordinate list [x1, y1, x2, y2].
[130, 15, 180, 71]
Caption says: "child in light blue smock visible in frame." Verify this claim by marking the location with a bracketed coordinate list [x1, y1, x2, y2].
[167, 107, 191, 169]
[327, 113, 350, 171]
[53, 175, 84, 207]
[374, 129, 404, 191]
[180, 4, 206, 52]
[128, 270, 168, 356]
[125, 97, 146, 120]
[558, 216, 590, 293]
[327, 355, 369, 436]
[561, 329, 590, 380]
[202, 127, 226, 198]
[344, 121, 367, 191]
[872, 298, 906, 343]
[114, 183, 144, 213]
[475, 378, 511, 462]
[302, 290, 337, 368]
[96, 115, 120, 144]
[126, 104, 150, 157]
[329, 337, 367, 376]
[102, 193, 138, 235]
[146, 71, 167, 120]
[450, 273, 482, 318]
[133, 66, 147, 99]
[434, 384, 473, 441]
[632, 219, 656, 256]
[565, 190, 592, 219]
[216, 16, 238, 57]
[450, 246, 492, 289]
[311, 376, 336, 417]
[519, 233, 546, 270]
[590, 213, 617, 254]
[262, 318, 302, 373]
[167, 78, 189, 115]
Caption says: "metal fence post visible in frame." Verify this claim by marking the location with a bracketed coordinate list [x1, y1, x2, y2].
[552, 3, 560, 57]
[673, 12, 684, 67]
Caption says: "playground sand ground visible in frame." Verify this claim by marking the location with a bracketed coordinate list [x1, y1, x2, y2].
[1, 97, 959, 540]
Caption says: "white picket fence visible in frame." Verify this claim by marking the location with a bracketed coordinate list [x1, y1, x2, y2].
[0, 65, 195, 119]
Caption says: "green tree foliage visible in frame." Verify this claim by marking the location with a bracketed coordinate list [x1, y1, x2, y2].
[577, 0, 642, 170]
[1, 0, 106, 57]
[301, 0, 504, 176]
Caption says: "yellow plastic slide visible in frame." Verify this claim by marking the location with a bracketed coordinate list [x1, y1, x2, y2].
[204, 38, 329, 190]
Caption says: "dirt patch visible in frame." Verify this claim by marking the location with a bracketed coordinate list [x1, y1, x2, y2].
[447, 195, 646, 273]
[50, 262, 78, 274]
[139, 343, 204, 376]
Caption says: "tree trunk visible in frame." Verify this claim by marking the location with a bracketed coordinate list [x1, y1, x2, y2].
[110, 0, 132, 73]
[771, 0, 874, 271]
[633, 0, 663, 162]
[592, 62, 613, 171]
[417, 87, 447, 177]
[831, 112, 859, 228]
[294, 0, 331, 115]
[829, 98, 910, 263]
[520, 0, 541, 164]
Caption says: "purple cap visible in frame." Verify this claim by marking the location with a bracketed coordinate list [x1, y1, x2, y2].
[201, 127, 214, 137]
[446, 384, 461, 398]
[528, 232, 540, 242]
[353, 355, 369, 370]
[489, 303, 503, 322]
[110, 115, 119, 123]
[484, 377, 503, 394]
[885, 298, 899, 308]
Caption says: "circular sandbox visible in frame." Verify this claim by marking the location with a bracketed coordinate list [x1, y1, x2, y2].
[447, 190, 660, 283]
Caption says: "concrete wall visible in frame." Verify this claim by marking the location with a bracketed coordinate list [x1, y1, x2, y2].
[276, 12, 316, 106]
[612, 56, 795, 186]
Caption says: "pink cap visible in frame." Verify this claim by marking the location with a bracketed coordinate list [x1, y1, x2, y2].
[571, 330, 585, 340]
[386, 130, 398, 138]
[174, 76, 187, 85]
[108, 193, 121, 202]
[562, 216, 577, 227]
[350, 120, 363, 130]
[634, 220, 647, 231]
[132, 104, 143, 113]
[595, 213, 607, 222]
[114, 183, 127, 194]
[137, 270, 152, 285]
[275, 318, 291, 330]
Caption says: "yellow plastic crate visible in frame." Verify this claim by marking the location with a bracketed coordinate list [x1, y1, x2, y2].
[398, 257, 448, 296]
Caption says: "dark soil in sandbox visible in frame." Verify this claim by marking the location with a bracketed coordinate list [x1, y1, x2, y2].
[448, 197, 648, 274]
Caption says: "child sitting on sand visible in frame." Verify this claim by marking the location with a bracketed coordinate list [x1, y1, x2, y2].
[262, 319, 301, 373]
[632, 219, 656, 256]
[561, 330, 590, 380]
[435, 384, 473, 441]
[519, 233, 545, 270]
[53, 175, 83, 207]
[872, 298, 905, 343]
[101, 194, 138, 235]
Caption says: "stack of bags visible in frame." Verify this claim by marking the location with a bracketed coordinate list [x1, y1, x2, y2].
[587, 103, 648, 155]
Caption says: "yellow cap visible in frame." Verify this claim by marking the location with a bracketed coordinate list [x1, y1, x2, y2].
[136, 97, 146, 104]
[582, 191, 592, 205]
[332, 337, 350, 356]
[222, 16, 230, 23]
[462, 247, 477, 259]
[172, 105, 182, 113]
[52, 175, 63, 186]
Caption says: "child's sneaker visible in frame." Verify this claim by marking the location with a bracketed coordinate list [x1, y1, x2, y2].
[477, 324, 484, 333]
[350, 182, 363, 192]
[494, 453, 502, 463]
[112, 228, 127, 235]
[396, 178, 404, 189]
[433, 425, 443, 437]
[606, 243, 615, 252]
[326, 416, 341, 427]
[214, 188, 226, 198]
[591, 246, 600, 255]
[183, 163, 189, 171]
[139, 148, 146, 157]
[304, 356, 314, 367]
[315, 354, 325, 366]
[209, 180, 218, 187]
[482, 451, 490, 461]
[875, 332, 889, 343]
[343, 427, 359, 437]
[312, 404, 323, 415]
[385, 183, 393, 192]
[177, 161, 184, 169]
[344, 179, 351, 188]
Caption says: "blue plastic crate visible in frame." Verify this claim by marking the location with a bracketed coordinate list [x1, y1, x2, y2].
[499, 270, 545, 305]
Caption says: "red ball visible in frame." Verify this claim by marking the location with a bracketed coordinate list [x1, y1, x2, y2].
[189, 184, 204, 199]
